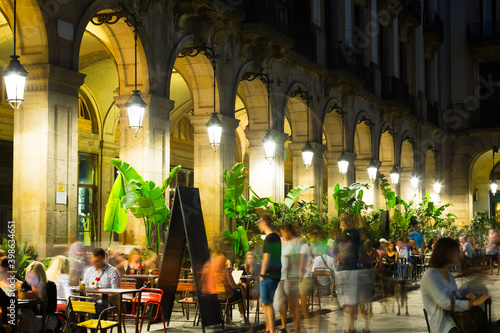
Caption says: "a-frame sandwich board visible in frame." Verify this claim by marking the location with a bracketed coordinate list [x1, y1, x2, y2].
[157, 186, 223, 332]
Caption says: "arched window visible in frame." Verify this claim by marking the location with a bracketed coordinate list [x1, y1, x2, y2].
[171, 117, 194, 143]
[78, 95, 98, 134]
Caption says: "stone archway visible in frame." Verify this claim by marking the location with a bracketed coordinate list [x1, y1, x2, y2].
[425, 148, 437, 200]
[284, 83, 324, 206]
[470, 149, 497, 217]
[323, 98, 345, 215]
[400, 138, 415, 201]
[354, 118, 374, 204]
[379, 127, 395, 203]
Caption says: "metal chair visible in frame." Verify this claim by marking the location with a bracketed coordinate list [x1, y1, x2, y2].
[216, 283, 246, 324]
[67, 296, 119, 332]
[124, 287, 167, 333]
[423, 308, 431, 333]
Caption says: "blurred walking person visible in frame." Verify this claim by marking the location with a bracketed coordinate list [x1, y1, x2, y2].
[334, 213, 360, 333]
[258, 214, 282, 333]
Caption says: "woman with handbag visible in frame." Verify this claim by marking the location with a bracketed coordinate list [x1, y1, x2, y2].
[421, 237, 492, 333]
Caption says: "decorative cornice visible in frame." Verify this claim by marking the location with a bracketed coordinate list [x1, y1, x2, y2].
[357, 115, 374, 128]
[383, 125, 395, 137]
[403, 135, 415, 146]
[290, 86, 312, 103]
[24, 64, 85, 96]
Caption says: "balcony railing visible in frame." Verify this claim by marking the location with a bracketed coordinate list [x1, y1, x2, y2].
[293, 23, 315, 60]
[237, 1, 293, 37]
[423, 11, 444, 40]
[467, 21, 500, 43]
[382, 76, 410, 105]
[468, 109, 500, 129]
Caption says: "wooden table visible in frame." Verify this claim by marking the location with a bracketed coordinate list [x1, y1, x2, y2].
[71, 287, 142, 333]
[123, 274, 159, 287]
[6, 299, 47, 333]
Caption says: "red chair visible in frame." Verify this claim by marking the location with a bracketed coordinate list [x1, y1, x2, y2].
[124, 287, 167, 333]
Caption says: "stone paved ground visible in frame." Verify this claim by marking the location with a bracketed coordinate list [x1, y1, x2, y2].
[132, 265, 500, 333]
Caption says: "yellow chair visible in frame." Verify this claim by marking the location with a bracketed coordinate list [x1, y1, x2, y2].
[68, 296, 120, 332]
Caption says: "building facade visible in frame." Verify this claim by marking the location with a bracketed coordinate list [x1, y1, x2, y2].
[0, 0, 498, 256]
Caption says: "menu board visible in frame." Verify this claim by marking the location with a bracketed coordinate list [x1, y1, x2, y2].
[157, 186, 223, 331]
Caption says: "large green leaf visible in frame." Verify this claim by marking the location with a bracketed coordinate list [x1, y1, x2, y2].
[104, 173, 128, 234]
[224, 163, 245, 201]
[284, 185, 314, 209]
[248, 187, 272, 210]
[236, 226, 249, 252]
[223, 163, 248, 219]
[111, 159, 144, 183]
[161, 165, 181, 194]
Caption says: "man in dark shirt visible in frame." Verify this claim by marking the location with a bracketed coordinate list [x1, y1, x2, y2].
[258, 214, 281, 333]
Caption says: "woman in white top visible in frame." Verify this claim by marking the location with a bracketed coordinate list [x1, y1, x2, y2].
[46, 255, 72, 309]
[276, 223, 302, 333]
[421, 238, 491, 333]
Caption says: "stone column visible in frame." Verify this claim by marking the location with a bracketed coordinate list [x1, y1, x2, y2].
[13, 65, 85, 258]
[114, 94, 173, 245]
[355, 158, 376, 206]
[190, 114, 239, 248]
[289, 142, 326, 209]
[246, 130, 288, 202]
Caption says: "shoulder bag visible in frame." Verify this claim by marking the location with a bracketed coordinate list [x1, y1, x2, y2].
[450, 290, 486, 333]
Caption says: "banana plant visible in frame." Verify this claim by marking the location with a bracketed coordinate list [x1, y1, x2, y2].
[332, 182, 371, 216]
[104, 159, 181, 254]
[0, 239, 37, 280]
[284, 185, 315, 210]
[223, 163, 248, 219]
[379, 174, 399, 209]
[222, 226, 250, 267]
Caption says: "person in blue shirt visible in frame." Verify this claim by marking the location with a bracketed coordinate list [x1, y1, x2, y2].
[408, 226, 425, 253]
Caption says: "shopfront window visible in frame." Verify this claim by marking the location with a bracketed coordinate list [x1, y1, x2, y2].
[78, 154, 97, 246]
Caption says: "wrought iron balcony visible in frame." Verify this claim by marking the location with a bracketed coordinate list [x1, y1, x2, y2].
[423, 12, 443, 40]
[467, 21, 500, 43]
[382, 76, 410, 105]
[426, 102, 440, 127]
[399, 0, 422, 26]
[237, 1, 293, 37]
[468, 109, 500, 129]
[328, 43, 375, 92]
[423, 12, 443, 58]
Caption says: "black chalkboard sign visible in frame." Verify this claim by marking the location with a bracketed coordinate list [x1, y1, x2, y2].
[157, 186, 223, 332]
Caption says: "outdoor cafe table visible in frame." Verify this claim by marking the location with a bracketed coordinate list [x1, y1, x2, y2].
[411, 254, 425, 279]
[123, 274, 159, 287]
[71, 287, 142, 333]
[1, 299, 47, 333]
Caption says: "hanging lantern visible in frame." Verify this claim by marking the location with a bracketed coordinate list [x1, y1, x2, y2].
[410, 173, 419, 190]
[3, 0, 28, 109]
[206, 113, 223, 152]
[390, 166, 400, 185]
[367, 160, 378, 182]
[262, 130, 276, 164]
[433, 181, 442, 194]
[491, 179, 498, 195]
[3, 55, 28, 109]
[338, 152, 349, 175]
[125, 90, 146, 136]
[302, 142, 314, 170]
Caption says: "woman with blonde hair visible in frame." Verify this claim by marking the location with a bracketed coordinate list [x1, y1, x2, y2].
[19, 261, 58, 332]
[46, 255, 72, 310]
